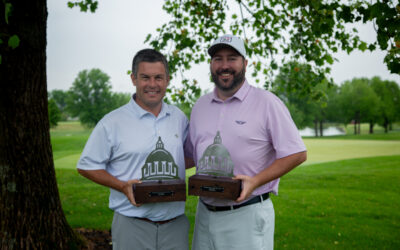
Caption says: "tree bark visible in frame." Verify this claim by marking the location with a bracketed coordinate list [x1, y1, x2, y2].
[369, 121, 374, 134]
[314, 119, 319, 137]
[354, 112, 360, 135]
[0, 1, 82, 249]
[319, 120, 323, 137]
[384, 117, 389, 133]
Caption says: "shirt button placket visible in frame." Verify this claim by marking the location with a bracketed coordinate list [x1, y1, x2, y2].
[154, 118, 160, 138]
[218, 103, 226, 131]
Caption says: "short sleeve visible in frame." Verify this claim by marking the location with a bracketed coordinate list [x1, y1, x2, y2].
[77, 121, 112, 170]
[266, 95, 306, 159]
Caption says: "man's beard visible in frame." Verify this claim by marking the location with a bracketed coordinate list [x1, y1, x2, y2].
[211, 66, 246, 92]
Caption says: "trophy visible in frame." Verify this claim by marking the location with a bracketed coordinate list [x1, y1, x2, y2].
[188, 131, 241, 200]
[133, 137, 186, 203]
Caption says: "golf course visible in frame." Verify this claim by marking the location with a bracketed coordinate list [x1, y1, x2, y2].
[53, 121, 400, 249]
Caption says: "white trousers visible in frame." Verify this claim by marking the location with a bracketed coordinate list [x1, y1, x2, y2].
[192, 198, 275, 250]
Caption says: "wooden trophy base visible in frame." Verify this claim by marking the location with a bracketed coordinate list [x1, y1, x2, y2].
[188, 174, 241, 200]
[133, 180, 186, 204]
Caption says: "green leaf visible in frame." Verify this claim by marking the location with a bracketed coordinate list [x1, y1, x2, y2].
[5, 3, 12, 24]
[271, 61, 278, 70]
[67, 2, 75, 8]
[8, 35, 20, 49]
[90, 2, 98, 12]
[325, 54, 334, 64]
[144, 34, 151, 43]
[358, 41, 368, 52]
[79, 3, 88, 12]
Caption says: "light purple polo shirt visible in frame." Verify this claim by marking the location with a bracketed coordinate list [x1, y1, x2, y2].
[185, 80, 306, 206]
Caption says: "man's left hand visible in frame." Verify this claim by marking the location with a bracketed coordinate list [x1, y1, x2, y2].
[233, 175, 257, 203]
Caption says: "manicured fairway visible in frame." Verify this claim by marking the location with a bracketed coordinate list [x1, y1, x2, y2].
[51, 121, 400, 169]
[51, 122, 400, 249]
[304, 139, 400, 165]
[54, 138, 400, 169]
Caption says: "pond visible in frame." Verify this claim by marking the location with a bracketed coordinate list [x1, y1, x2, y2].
[299, 127, 346, 137]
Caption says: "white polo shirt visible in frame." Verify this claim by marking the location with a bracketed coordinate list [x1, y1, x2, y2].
[77, 96, 189, 221]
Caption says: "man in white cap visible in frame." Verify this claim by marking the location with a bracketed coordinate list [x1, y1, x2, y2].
[185, 34, 307, 249]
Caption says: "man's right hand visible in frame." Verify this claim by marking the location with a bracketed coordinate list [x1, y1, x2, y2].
[123, 179, 142, 207]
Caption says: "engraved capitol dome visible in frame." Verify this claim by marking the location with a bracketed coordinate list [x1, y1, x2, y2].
[141, 137, 179, 180]
[197, 131, 234, 177]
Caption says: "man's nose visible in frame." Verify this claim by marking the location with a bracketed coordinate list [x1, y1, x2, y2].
[220, 59, 230, 69]
[148, 77, 157, 87]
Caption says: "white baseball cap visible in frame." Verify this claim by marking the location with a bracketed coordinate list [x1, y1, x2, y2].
[208, 34, 246, 58]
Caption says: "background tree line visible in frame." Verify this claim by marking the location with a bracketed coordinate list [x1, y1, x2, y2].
[49, 65, 400, 138]
[48, 68, 202, 128]
[273, 62, 400, 136]
[48, 68, 131, 128]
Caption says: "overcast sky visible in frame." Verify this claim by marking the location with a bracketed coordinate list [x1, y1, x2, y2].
[47, 0, 400, 94]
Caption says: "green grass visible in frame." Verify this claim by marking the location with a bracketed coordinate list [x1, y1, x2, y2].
[56, 168, 111, 230]
[52, 121, 400, 249]
[56, 156, 400, 249]
[304, 139, 400, 165]
[51, 121, 91, 164]
[52, 135, 89, 159]
[273, 155, 400, 249]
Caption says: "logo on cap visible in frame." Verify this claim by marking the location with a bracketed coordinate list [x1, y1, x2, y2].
[220, 36, 232, 43]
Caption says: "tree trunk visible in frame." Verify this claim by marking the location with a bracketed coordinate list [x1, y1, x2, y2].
[357, 121, 361, 134]
[0, 1, 82, 249]
[314, 119, 319, 137]
[319, 120, 323, 137]
[369, 121, 374, 134]
[354, 112, 360, 135]
[384, 117, 389, 133]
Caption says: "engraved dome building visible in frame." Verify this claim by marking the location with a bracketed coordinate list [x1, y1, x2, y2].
[141, 137, 179, 180]
[197, 131, 234, 177]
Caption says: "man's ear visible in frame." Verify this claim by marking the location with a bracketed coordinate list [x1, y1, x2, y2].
[130, 74, 137, 86]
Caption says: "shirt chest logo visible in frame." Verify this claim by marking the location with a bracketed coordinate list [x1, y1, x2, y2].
[235, 120, 246, 125]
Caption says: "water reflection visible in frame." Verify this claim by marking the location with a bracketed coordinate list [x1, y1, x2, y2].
[299, 127, 346, 137]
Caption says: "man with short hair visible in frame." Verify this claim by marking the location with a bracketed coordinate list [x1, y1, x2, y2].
[185, 35, 307, 249]
[77, 49, 189, 250]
